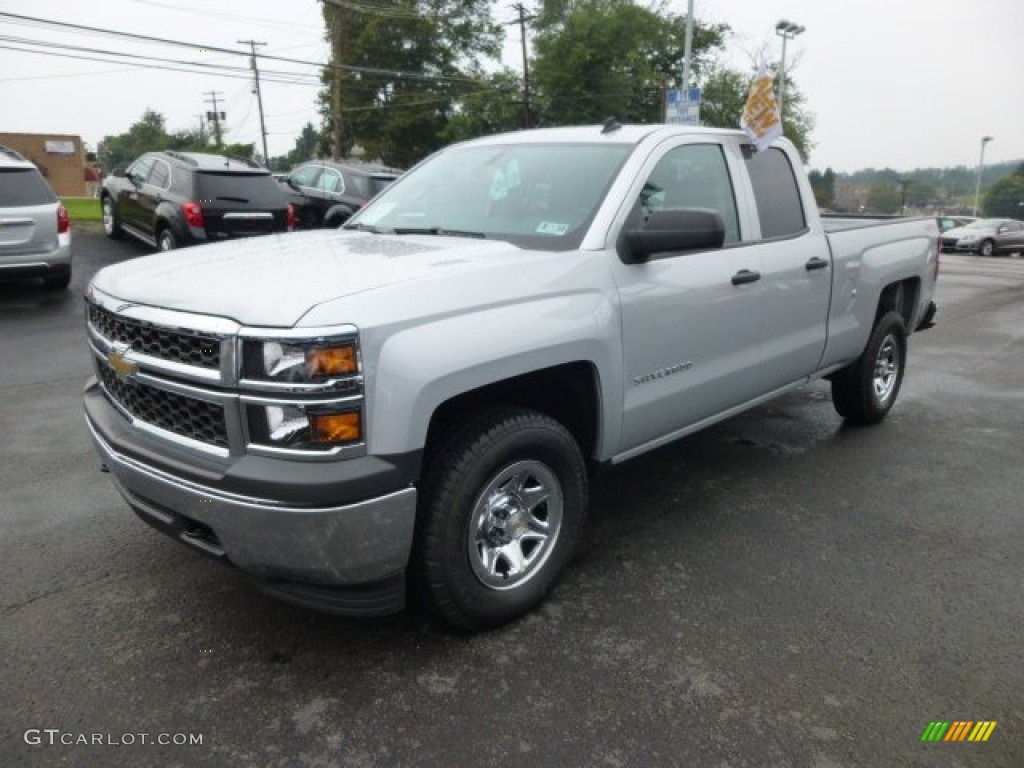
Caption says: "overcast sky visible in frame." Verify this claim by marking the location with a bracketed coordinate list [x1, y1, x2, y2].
[0, 0, 1020, 173]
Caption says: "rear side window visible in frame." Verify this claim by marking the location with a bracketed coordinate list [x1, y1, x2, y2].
[368, 176, 396, 196]
[0, 168, 57, 205]
[744, 147, 806, 239]
[194, 173, 287, 206]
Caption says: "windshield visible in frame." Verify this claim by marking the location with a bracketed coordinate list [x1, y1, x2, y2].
[965, 219, 1002, 229]
[349, 142, 632, 250]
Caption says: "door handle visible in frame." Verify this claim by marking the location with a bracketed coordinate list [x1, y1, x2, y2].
[805, 257, 829, 271]
[731, 269, 761, 285]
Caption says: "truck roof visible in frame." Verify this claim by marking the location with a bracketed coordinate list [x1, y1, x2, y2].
[457, 123, 749, 148]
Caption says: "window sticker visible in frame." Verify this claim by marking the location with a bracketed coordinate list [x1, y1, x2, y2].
[536, 221, 569, 236]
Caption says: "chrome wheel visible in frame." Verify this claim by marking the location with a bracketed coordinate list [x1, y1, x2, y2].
[468, 459, 563, 591]
[158, 230, 176, 251]
[873, 334, 899, 403]
[102, 199, 115, 235]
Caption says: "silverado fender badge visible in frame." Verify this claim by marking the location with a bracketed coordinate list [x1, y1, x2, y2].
[107, 345, 139, 379]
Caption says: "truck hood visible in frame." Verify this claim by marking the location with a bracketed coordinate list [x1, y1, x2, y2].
[90, 230, 525, 327]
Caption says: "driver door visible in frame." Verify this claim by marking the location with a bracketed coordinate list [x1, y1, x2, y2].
[613, 140, 766, 455]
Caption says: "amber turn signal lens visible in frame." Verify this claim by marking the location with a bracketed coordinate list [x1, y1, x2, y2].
[305, 345, 357, 377]
[309, 412, 361, 444]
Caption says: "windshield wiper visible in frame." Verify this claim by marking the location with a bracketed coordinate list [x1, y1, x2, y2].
[345, 222, 393, 233]
[392, 226, 486, 239]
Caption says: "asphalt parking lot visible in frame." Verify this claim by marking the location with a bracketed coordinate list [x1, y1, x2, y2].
[2, 228, 1022, 767]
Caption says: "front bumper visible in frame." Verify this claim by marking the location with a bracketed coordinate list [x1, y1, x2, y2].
[85, 379, 418, 615]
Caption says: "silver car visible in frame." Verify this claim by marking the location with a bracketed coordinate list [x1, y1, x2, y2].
[0, 146, 72, 289]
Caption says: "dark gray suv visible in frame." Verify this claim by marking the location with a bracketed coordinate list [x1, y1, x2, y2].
[101, 151, 294, 252]
[0, 146, 72, 290]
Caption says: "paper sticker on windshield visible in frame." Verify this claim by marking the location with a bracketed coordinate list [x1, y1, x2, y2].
[536, 221, 569, 236]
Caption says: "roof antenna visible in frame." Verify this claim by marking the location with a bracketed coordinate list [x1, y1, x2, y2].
[601, 117, 622, 134]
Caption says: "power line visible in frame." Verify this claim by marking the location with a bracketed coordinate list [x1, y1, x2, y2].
[0, 42, 319, 85]
[0, 11, 482, 84]
[0, 36, 323, 85]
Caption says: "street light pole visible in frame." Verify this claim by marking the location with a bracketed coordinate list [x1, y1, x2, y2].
[973, 135, 994, 217]
[681, 0, 695, 95]
[774, 19, 804, 123]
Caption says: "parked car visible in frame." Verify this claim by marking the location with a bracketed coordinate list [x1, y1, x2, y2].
[279, 161, 401, 228]
[84, 124, 939, 629]
[940, 218, 1024, 256]
[0, 145, 71, 289]
[936, 215, 976, 232]
[101, 151, 294, 252]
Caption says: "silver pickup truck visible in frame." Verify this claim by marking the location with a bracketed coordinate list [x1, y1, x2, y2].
[83, 124, 938, 629]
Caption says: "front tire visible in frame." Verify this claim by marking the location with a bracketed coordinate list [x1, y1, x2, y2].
[831, 310, 907, 425]
[413, 407, 588, 630]
[978, 239, 995, 257]
[101, 196, 122, 239]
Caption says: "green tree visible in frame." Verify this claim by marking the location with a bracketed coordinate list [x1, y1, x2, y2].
[865, 180, 901, 214]
[808, 169, 836, 208]
[444, 70, 526, 143]
[322, 0, 501, 167]
[272, 122, 322, 170]
[982, 163, 1024, 217]
[531, 0, 728, 125]
[697, 64, 814, 162]
[98, 109, 168, 171]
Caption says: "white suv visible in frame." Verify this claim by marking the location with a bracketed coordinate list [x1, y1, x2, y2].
[0, 146, 72, 289]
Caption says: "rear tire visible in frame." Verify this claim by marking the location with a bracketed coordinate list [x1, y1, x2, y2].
[157, 227, 177, 252]
[831, 310, 907, 425]
[413, 406, 588, 630]
[42, 269, 71, 290]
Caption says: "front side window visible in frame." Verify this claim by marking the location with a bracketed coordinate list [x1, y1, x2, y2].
[352, 143, 632, 251]
[639, 143, 740, 244]
[128, 156, 155, 183]
[290, 165, 320, 188]
[744, 147, 806, 239]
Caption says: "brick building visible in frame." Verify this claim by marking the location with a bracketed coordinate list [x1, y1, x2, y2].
[0, 132, 86, 197]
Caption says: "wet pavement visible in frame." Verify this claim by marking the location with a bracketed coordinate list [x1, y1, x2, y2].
[2, 230, 1022, 767]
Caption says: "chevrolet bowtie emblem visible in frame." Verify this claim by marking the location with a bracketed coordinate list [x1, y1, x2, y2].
[107, 346, 139, 378]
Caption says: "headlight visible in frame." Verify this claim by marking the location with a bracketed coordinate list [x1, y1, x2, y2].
[243, 339, 358, 384]
[247, 403, 362, 451]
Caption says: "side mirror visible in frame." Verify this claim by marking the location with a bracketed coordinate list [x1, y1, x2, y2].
[619, 208, 726, 263]
[286, 176, 301, 190]
[111, 168, 127, 178]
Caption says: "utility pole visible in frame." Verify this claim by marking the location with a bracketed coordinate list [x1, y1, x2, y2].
[509, 3, 536, 129]
[204, 91, 225, 148]
[238, 39, 270, 165]
[193, 114, 206, 143]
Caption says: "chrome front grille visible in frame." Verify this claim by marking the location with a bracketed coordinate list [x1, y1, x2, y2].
[97, 361, 229, 449]
[88, 303, 221, 369]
